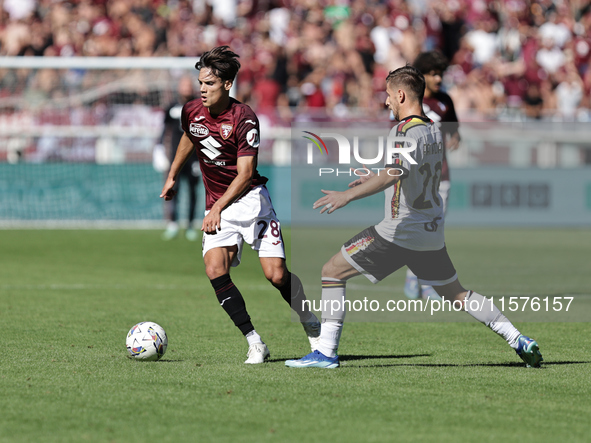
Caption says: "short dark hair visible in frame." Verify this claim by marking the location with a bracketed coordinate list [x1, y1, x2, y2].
[413, 51, 449, 75]
[195, 46, 241, 82]
[386, 65, 425, 102]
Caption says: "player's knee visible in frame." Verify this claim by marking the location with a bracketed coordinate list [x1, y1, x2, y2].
[205, 264, 227, 280]
[434, 279, 467, 302]
[265, 267, 288, 287]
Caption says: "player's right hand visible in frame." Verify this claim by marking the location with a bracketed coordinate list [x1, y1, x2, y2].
[160, 177, 177, 201]
[313, 190, 350, 214]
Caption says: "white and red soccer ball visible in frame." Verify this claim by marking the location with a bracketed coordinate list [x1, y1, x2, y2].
[126, 321, 168, 361]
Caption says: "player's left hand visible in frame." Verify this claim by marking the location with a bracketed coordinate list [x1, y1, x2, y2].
[447, 132, 461, 152]
[201, 210, 221, 235]
[313, 190, 349, 214]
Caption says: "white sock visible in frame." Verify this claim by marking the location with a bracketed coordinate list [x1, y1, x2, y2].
[317, 320, 343, 358]
[317, 278, 347, 357]
[406, 268, 416, 278]
[245, 330, 263, 346]
[464, 291, 521, 349]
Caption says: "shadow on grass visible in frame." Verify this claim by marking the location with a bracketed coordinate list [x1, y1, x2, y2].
[340, 354, 432, 361]
[344, 360, 591, 368]
[268, 353, 431, 363]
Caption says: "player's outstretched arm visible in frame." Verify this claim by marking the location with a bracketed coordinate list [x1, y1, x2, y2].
[348, 165, 375, 188]
[314, 167, 401, 214]
[201, 155, 255, 234]
[160, 133, 194, 201]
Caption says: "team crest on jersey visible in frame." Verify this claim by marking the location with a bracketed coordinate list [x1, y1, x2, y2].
[220, 123, 233, 140]
[190, 123, 209, 137]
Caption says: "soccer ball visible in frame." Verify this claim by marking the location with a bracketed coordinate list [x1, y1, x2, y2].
[126, 321, 168, 361]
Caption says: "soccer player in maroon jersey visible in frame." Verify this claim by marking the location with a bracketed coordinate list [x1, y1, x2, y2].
[403, 50, 462, 301]
[160, 46, 320, 364]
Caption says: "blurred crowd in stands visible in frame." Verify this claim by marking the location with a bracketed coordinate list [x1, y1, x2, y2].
[1, 0, 591, 122]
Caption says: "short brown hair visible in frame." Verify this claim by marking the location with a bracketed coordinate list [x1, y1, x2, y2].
[386, 65, 425, 102]
[195, 46, 241, 82]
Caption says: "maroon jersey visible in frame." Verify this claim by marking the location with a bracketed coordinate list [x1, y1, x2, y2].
[422, 91, 459, 182]
[181, 98, 268, 210]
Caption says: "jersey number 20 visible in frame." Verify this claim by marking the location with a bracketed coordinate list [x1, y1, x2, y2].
[412, 161, 442, 209]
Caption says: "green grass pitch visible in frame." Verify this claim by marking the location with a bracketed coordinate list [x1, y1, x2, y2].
[1, 228, 590, 442]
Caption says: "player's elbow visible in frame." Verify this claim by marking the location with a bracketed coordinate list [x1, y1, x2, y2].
[382, 173, 401, 188]
[384, 166, 406, 183]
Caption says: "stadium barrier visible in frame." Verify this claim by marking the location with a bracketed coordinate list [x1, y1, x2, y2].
[1, 58, 590, 227]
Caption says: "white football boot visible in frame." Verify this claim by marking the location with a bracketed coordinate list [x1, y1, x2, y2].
[244, 343, 270, 364]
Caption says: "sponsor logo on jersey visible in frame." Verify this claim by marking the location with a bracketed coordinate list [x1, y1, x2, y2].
[220, 123, 233, 140]
[424, 216, 442, 232]
[194, 116, 205, 121]
[203, 159, 227, 166]
[199, 136, 222, 159]
[246, 128, 260, 148]
[190, 123, 209, 137]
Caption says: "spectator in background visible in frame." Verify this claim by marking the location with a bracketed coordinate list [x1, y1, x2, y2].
[522, 82, 545, 120]
[1, 0, 590, 123]
[555, 64, 584, 121]
[536, 36, 566, 74]
[2, 0, 35, 21]
[252, 68, 281, 112]
[465, 18, 499, 67]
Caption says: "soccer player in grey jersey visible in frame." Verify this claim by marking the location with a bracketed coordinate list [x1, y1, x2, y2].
[286, 66, 542, 369]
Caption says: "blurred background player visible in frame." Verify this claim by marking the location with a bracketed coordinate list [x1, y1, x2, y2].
[160, 46, 320, 364]
[154, 76, 201, 241]
[403, 51, 461, 301]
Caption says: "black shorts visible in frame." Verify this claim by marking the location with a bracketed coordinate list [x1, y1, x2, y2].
[341, 226, 457, 285]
